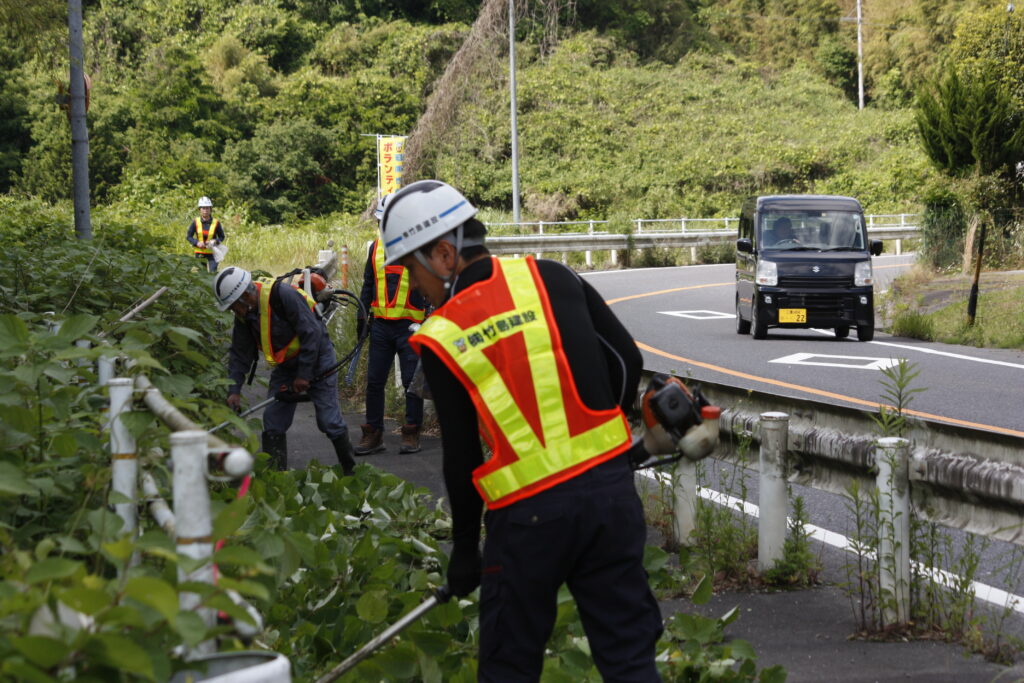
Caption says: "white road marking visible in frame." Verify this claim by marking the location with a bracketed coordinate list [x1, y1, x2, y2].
[808, 329, 1024, 371]
[659, 310, 735, 320]
[770, 352, 902, 370]
[641, 470, 1024, 615]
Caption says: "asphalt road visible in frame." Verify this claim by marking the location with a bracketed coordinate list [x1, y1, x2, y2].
[582, 253, 1024, 603]
[583, 254, 1024, 437]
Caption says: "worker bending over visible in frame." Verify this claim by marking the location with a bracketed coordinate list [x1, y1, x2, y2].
[379, 180, 663, 681]
[213, 266, 356, 475]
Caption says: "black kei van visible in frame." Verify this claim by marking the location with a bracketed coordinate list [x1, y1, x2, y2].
[735, 195, 883, 341]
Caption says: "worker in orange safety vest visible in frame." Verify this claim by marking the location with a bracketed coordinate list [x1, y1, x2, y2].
[186, 196, 226, 273]
[378, 180, 663, 681]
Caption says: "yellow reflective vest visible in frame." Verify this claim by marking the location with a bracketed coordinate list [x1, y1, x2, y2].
[192, 218, 221, 256]
[409, 257, 632, 509]
[256, 279, 317, 367]
[369, 239, 425, 322]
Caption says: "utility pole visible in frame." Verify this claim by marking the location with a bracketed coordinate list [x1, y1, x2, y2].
[508, 0, 522, 224]
[856, 0, 864, 110]
[68, 0, 92, 239]
[967, 1, 1015, 326]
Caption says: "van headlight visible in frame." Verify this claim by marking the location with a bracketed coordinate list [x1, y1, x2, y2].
[855, 261, 873, 287]
[756, 260, 777, 286]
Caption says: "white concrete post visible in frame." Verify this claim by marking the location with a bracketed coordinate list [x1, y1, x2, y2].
[635, 218, 643, 235]
[610, 249, 618, 266]
[97, 354, 115, 387]
[876, 436, 911, 625]
[536, 221, 543, 259]
[895, 239, 902, 256]
[672, 459, 698, 546]
[758, 411, 789, 572]
[585, 221, 593, 268]
[171, 430, 216, 654]
[108, 378, 137, 541]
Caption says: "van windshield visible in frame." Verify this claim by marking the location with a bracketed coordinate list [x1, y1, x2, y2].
[759, 210, 866, 252]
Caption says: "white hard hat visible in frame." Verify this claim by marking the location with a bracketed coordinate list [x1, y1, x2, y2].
[213, 266, 252, 311]
[373, 193, 392, 222]
[379, 180, 478, 265]
[198, 196, 213, 208]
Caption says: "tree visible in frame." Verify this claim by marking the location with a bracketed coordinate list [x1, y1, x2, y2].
[915, 67, 1024, 178]
[915, 66, 1024, 324]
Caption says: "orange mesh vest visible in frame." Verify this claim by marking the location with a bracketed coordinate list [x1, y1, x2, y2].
[193, 218, 220, 255]
[256, 280, 317, 367]
[369, 239, 425, 322]
[409, 256, 632, 509]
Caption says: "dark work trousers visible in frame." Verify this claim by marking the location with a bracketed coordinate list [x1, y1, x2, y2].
[263, 343, 348, 440]
[478, 454, 663, 682]
[365, 318, 422, 429]
[195, 253, 217, 273]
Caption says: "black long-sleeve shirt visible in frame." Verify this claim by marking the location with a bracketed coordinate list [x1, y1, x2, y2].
[358, 240, 427, 323]
[226, 283, 327, 394]
[419, 256, 643, 550]
[186, 217, 226, 247]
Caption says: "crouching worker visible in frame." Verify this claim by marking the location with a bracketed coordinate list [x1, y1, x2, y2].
[379, 180, 663, 681]
[213, 266, 357, 475]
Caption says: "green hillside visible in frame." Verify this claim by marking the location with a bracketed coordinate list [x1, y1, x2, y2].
[0, 0, 1021, 231]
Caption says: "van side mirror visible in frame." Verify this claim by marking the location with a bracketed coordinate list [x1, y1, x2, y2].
[870, 239, 883, 256]
[736, 238, 753, 253]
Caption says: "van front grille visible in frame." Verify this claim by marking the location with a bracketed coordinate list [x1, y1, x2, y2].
[778, 276, 854, 288]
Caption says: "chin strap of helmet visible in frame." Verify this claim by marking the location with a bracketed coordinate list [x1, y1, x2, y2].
[411, 223, 485, 299]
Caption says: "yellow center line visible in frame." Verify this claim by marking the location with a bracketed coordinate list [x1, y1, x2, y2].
[635, 341, 1024, 438]
[606, 282, 732, 305]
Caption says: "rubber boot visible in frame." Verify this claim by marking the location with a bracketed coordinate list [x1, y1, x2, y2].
[261, 431, 287, 471]
[399, 424, 421, 454]
[354, 424, 385, 456]
[332, 434, 357, 476]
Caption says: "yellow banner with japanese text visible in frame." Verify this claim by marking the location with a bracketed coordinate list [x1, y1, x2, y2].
[377, 135, 407, 197]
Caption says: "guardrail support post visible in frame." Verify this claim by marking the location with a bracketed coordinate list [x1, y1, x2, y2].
[97, 353, 115, 386]
[586, 221, 593, 268]
[758, 411, 789, 571]
[895, 239, 902, 256]
[876, 436, 910, 625]
[172, 429, 216, 655]
[672, 459, 698, 546]
[108, 378, 137, 552]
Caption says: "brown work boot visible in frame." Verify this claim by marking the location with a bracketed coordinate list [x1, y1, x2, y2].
[354, 424, 384, 456]
[399, 424, 421, 454]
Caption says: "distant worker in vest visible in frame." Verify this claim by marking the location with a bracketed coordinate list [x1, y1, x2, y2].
[379, 181, 663, 681]
[187, 196, 226, 273]
[212, 266, 357, 475]
[353, 193, 428, 456]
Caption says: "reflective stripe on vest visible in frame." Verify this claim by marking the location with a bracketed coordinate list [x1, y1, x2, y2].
[193, 218, 220, 255]
[409, 257, 632, 509]
[370, 239, 425, 322]
[256, 280, 317, 367]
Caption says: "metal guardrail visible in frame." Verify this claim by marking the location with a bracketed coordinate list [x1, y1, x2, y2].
[486, 214, 921, 255]
[664, 374, 1024, 547]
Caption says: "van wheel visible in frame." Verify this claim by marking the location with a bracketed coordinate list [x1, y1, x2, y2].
[736, 296, 751, 334]
[857, 324, 874, 342]
[751, 301, 767, 340]
[834, 326, 850, 339]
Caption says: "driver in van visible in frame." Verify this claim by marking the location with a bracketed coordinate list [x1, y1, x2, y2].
[768, 217, 801, 247]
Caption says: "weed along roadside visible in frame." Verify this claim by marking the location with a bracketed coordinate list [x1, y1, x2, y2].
[628, 360, 1024, 679]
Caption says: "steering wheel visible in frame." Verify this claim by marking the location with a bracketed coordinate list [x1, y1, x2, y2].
[774, 238, 801, 246]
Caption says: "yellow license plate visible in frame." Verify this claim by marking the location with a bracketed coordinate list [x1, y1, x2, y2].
[778, 308, 807, 323]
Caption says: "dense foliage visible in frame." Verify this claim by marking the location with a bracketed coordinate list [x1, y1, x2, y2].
[3, 0, 1021, 227]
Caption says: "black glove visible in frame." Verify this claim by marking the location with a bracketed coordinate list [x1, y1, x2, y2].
[447, 542, 482, 597]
